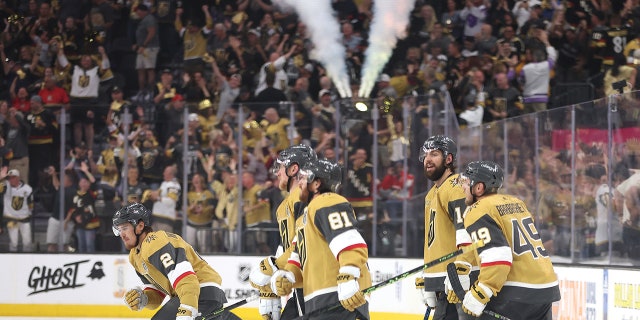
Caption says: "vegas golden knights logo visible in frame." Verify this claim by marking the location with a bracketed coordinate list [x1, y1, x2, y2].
[297, 229, 306, 268]
[79, 74, 90, 88]
[280, 219, 289, 250]
[142, 152, 157, 169]
[12, 196, 24, 210]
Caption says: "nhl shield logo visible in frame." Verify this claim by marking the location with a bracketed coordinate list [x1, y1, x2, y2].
[11, 196, 24, 210]
[238, 264, 251, 282]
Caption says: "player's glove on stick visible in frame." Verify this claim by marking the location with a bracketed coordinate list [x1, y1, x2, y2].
[337, 266, 366, 312]
[444, 261, 472, 304]
[259, 285, 282, 320]
[415, 274, 436, 308]
[462, 282, 493, 317]
[124, 287, 148, 311]
[176, 303, 199, 320]
[250, 256, 278, 290]
[270, 269, 296, 296]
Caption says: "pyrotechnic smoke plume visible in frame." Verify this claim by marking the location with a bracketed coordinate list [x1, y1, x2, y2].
[275, 0, 352, 98]
[358, 0, 416, 98]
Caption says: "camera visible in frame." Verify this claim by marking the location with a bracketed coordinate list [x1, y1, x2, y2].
[612, 80, 627, 93]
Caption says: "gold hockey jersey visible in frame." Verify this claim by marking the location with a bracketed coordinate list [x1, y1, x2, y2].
[463, 194, 561, 304]
[287, 193, 371, 314]
[277, 186, 302, 252]
[129, 231, 223, 310]
[423, 173, 470, 291]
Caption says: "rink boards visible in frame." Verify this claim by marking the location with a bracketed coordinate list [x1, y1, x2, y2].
[0, 253, 638, 320]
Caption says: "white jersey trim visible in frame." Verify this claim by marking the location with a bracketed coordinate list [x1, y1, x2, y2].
[503, 280, 559, 289]
[328, 229, 366, 258]
[167, 260, 195, 287]
[304, 286, 338, 302]
[479, 246, 513, 264]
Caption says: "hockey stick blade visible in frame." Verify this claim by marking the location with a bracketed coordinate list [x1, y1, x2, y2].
[446, 263, 511, 320]
[292, 240, 485, 320]
[195, 294, 259, 320]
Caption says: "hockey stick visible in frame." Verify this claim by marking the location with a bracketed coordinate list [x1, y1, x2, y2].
[292, 240, 485, 320]
[423, 307, 431, 320]
[195, 293, 259, 320]
[446, 263, 511, 320]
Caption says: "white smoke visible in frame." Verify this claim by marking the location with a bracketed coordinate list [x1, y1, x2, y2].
[358, 0, 416, 98]
[274, 0, 352, 98]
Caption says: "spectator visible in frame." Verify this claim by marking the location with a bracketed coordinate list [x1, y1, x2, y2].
[262, 107, 291, 154]
[4, 104, 30, 184]
[138, 128, 167, 190]
[210, 58, 241, 121]
[148, 164, 181, 233]
[186, 173, 216, 252]
[65, 161, 99, 253]
[459, 0, 487, 38]
[441, 0, 464, 40]
[486, 72, 523, 121]
[0, 168, 34, 252]
[118, 166, 150, 205]
[254, 69, 288, 112]
[39, 74, 70, 109]
[215, 171, 238, 251]
[46, 167, 77, 252]
[181, 70, 212, 103]
[310, 89, 336, 148]
[519, 29, 556, 114]
[254, 44, 297, 96]
[343, 148, 374, 244]
[175, 5, 213, 73]
[152, 69, 178, 106]
[241, 171, 272, 254]
[133, 4, 159, 92]
[27, 95, 57, 188]
[60, 45, 111, 151]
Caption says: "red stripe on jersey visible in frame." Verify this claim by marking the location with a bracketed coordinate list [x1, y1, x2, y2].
[481, 261, 512, 267]
[172, 271, 196, 289]
[337, 243, 368, 261]
[457, 242, 472, 248]
[144, 287, 166, 298]
[288, 260, 301, 268]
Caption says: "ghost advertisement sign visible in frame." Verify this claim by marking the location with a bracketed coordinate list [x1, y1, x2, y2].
[27, 260, 105, 295]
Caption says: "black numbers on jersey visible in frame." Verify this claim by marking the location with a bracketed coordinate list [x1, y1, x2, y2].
[512, 217, 548, 258]
[327, 211, 353, 230]
[280, 219, 290, 250]
[427, 209, 435, 247]
[297, 229, 307, 268]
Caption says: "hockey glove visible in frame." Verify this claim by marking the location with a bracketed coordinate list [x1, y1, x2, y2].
[250, 256, 278, 290]
[462, 282, 493, 317]
[176, 303, 199, 320]
[337, 266, 366, 312]
[124, 287, 148, 311]
[259, 285, 282, 320]
[415, 275, 436, 308]
[270, 269, 296, 296]
[444, 261, 472, 304]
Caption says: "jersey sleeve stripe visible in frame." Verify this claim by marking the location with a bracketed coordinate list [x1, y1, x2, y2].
[328, 229, 367, 258]
[481, 261, 512, 267]
[456, 229, 472, 248]
[288, 251, 301, 268]
[169, 261, 196, 288]
[478, 246, 513, 265]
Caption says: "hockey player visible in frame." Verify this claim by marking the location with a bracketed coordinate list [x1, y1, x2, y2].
[270, 158, 371, 319]
[249, 144, 316, 319]
[414, 135, 474, 319]
[113, 203, 240, 320]
[450, 161, 560, 319]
